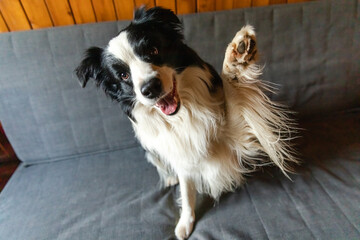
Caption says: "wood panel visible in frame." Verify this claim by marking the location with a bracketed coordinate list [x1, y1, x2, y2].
[45, 0, 74, 26]
[0, 122, 20, 192]
[197, 0, 215, 12]
[156, 0, 176, 13]
[69, 0, 96, 24]
[135, 0, 155, 8]
[0, 0, 314, 32]
[233, 0, 252, 8]
[288, 0, 311, 2]
[177, 0, 196, 14]
[0, 0, 31, 31]
[114, 0, 135, 20]
[92, 0, 117, 21]
[270, 0, 287, 4]
[253, 0, 270, 7]
[0, 11, 9, 32]
[21, 0, 53, 29]
[216, 0, 233, 10]
[0, 161, 18, 192]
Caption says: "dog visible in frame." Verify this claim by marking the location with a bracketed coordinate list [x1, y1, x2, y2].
[75, 7, 297, 240]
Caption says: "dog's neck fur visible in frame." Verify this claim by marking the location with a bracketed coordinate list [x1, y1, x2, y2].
[132, 66, 224, 174]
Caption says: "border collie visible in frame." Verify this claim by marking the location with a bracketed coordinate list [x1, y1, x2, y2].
[75, 7, 297, 240]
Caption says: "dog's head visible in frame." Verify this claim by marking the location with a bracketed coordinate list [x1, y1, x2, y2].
[76, 7, 203, 120]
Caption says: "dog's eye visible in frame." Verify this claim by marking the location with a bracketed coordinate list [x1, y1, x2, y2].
[149, 47, 158, 56]
[120, 72, 130, 81]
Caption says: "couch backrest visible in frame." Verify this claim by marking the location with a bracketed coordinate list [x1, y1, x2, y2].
[0, 0, 359, 164]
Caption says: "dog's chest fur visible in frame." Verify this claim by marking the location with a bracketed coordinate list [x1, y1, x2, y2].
[130, 67, 240, 197]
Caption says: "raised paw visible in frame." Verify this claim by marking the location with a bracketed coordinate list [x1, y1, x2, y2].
[225, 25, 257, 68]
[175, 211, 195, 240]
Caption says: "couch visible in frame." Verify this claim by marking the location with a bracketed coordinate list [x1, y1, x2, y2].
[0, 0, 359, 239]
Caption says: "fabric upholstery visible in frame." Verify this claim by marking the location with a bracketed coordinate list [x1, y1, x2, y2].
[0, 0, 359, 163]
[0, 114, 359, 239]
[0, 0, 359, 239]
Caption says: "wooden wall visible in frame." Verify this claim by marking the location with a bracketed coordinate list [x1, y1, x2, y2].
[0, 123, 19, 192]
[0, 0, 313, 32]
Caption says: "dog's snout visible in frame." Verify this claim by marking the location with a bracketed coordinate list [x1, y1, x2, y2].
[141, 78, 162, 99]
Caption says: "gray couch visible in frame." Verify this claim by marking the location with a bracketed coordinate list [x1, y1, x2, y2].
[0, 0, 359, 239]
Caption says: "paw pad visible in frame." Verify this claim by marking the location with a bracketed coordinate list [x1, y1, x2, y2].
[233, 35, 257, 65]
[224, 26, 258, 69]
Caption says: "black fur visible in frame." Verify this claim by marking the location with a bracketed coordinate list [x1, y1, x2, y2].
[75, 47, 136, 120]
[126, 7, 222, 88]
[75, 47, 103, 88]
[126, 7, 199, 70]
[75, 7, 222, 121]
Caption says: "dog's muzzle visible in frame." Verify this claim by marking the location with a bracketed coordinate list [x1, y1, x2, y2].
[140, 75, 180, 116]
[141, 77, 162, 99]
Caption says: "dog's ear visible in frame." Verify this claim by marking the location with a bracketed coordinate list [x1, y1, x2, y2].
[75, 47, 104, 88]
[133, 5, 148, 21]
[134, 6, 183, 40]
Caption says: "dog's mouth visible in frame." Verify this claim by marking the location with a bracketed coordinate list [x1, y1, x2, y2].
[155, 76, 180, 116]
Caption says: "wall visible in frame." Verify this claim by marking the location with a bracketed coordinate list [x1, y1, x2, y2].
[0, 0, 312, 32]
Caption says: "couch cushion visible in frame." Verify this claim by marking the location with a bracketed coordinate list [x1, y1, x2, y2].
[0, 0, 359, 164]
[0, 113, 359, 239]
[0, 21, 138, 164]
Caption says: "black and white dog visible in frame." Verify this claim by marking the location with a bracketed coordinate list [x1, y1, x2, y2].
[76, 7, 296, 239]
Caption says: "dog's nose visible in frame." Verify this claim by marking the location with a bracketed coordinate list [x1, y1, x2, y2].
[141, 78, 162, 99]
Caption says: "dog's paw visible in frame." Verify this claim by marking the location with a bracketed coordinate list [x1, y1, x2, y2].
[225, 25, 257, 67]
[175, 211, 195, 240]
[164, 175, 179, 187]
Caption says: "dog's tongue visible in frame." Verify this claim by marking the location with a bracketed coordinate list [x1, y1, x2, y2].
[156, 94, 178, 115]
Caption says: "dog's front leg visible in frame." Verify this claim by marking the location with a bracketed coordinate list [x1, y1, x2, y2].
[175, 176, 196, 240]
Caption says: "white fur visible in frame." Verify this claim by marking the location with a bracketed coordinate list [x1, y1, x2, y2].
[115, 26, 297, 239]
[108, 32, 159, 106]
